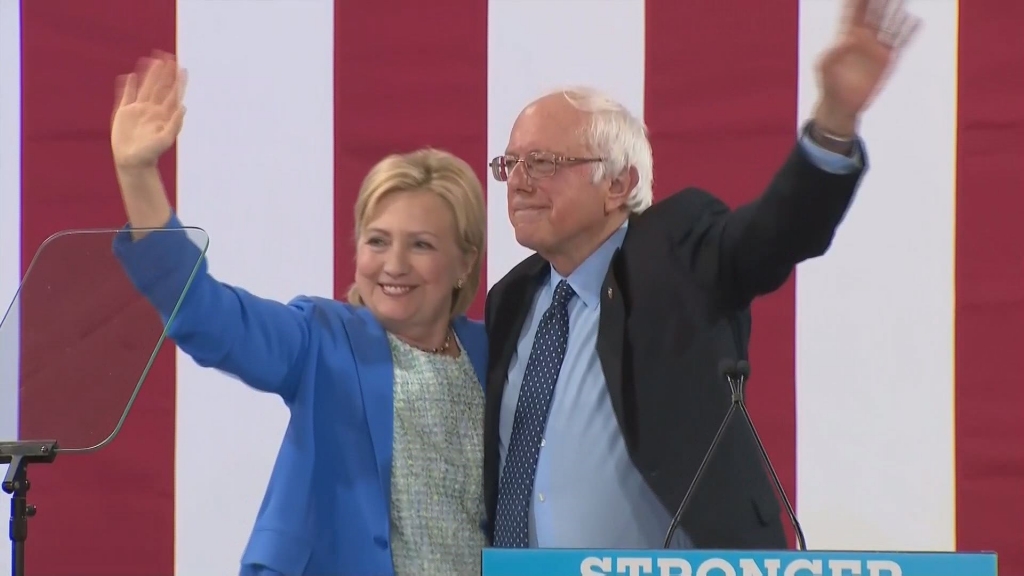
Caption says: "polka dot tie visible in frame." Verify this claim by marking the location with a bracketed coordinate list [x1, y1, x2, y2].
[493, 279, 576, 548]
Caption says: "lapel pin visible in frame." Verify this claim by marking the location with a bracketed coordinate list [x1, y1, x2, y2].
[607, 287, 613, 299]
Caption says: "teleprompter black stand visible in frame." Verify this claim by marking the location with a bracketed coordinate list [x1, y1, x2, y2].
[1, 440, 58, 576]
[0, 225, 210, 576]
[663, 360, 807, 550]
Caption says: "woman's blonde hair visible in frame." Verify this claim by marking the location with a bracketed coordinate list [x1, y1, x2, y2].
[346, 148, 486, 318]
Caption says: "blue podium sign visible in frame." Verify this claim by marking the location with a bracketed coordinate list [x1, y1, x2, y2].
[481, 549, 997, 576]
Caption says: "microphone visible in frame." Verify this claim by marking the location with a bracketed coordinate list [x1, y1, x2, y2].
[662, 358, 807, 550]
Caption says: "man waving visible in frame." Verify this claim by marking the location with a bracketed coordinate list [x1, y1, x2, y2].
[484, 0, 920, 550]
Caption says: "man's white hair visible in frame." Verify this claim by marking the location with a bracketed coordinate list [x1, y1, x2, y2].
[555, 86, 654, 213]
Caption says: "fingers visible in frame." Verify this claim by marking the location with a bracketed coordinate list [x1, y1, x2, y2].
[864, 0, 888, 30]
[892, 13, 922, 50]
[161, 67, 188, 112]
[114, 72, 137, 108]
[878, 1, 904, 41]
[111, 73, 137, 126]
[874, 0, 920, 50]
[152, 63, 178, 104]
[159, 105, 187, 142]
[150, 50, 179, 103]
[874, 0, 904, 44]
[843, 0, 920, 52]
[135, 57, 161, 102]
[135, 50, 180, 103]
[841, 0, 869, 30]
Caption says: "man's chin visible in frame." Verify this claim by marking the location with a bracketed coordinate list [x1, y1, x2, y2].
[512, 226, 546, 252]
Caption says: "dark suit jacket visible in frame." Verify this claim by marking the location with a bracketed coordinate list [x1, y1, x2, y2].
[483, 137, 866, 549]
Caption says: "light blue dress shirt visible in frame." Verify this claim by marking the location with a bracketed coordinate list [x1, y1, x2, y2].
[497, 134, 860, 548]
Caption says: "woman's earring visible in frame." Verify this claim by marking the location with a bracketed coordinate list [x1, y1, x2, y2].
[455, 277, 465, 289]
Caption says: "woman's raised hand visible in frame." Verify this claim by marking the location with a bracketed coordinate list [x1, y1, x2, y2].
[111, 51, 187, 170]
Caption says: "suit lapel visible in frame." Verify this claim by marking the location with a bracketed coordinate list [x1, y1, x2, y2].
[346, 308, 395, 507]
[485, 272, 536, 423]
[483, 255, 547, 531]
[598, 248, 626, 444]
[486, 255, 547, 399]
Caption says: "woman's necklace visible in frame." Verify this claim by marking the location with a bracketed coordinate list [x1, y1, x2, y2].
[425, 331, 452, 354]
[407, 329, 452, 355]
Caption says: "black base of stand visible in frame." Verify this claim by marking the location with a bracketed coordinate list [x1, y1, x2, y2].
[1, 440, 58, 576]
[663, 365, 806, 550]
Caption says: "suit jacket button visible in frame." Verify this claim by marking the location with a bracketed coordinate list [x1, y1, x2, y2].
[373, 535, 388, 550]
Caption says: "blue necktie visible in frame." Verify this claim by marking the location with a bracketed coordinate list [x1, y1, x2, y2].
[493, 279, 576, 548]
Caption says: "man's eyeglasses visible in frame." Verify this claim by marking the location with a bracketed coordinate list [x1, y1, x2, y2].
[488, 152, 603, 182]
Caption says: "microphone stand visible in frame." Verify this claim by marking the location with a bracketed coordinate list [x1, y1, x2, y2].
[1, 440, 59, 576]
[663, 360, 806, 550]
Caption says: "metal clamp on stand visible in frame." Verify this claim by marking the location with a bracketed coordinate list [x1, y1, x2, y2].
[1, 440, 59, 576]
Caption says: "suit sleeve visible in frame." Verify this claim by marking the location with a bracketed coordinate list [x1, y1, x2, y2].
[112, 214, 313, 402]
[798, 132, 862, 174]
[677, 129, 866, 308]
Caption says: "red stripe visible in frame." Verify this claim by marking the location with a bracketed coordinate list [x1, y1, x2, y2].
[644, 0, 799, 546]
[19, 2, 176, 574]
[332, 0, 488, 317]
[955, 0, 1024, 570]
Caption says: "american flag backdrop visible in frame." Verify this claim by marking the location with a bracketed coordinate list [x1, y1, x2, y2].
[0, 0, 1021, 574]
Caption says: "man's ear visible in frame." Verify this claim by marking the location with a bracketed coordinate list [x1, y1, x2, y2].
[605, 165, 639, 212]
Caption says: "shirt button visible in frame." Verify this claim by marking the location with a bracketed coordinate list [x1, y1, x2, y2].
[373, 535, 388, 550]
[538, 493, 545, 502]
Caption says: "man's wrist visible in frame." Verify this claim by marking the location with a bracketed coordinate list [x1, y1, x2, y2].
[811, 99, 858, 134]
[807, 122, 856, 155]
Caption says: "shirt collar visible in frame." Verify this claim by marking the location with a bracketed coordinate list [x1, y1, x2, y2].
[547, 221, 628, 309]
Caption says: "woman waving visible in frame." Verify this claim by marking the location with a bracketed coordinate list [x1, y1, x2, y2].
[110, 51, 489, 576]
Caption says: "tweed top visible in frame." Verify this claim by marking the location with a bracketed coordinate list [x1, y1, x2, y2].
[387, 331, 487, 576]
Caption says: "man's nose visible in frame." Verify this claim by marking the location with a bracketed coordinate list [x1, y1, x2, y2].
[507, 160, 533, 190]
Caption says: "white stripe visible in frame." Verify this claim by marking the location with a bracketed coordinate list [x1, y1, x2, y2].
[174, 1, 335, 573]
[485, 0, 647, 287]
[795, 0, 958, 550]
[0, 1, 21, 571]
